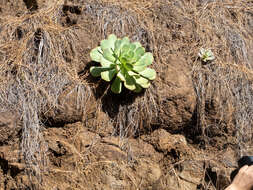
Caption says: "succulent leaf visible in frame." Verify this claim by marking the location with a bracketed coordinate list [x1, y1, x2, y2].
[133, 47, 145, 61]
[90, 47, 102, 62]
[133, 52, 153, 72]
[89, 34, 156, 93]
[198, 48, 215, 62]
[133, 64, 146, 72]
[122, 44, 131, 53]
[124, 63, 134, 71]
[101, 69, 117, 82]
[103, 49, 116, 62]
[133, 42, 142, 48]
[127, 71, 136, 76]
[124, 71, 136, 90]
[127, 51, 134, 59]
[101, 34, 117, 51]
[133, 83, 142, 93]
[139, 68, 156, 80]
[90, 66, 113, 77]
[114, 40, 123, 56]
[135, 52, 153, 66]
[129, 44, 136, 51]
[117, 69, 126, 82]
[122, 37, 130, 45]
[134, 75, 150, 88]
[100, 56, 115, 67]
[111, 77, 122, 94]
[114, 37, 130, 56]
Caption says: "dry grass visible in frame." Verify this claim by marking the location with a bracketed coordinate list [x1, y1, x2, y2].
[189, 0, 253, 160]
[85, 1, 253, 189]
[0, 0, 90, 187]
[0, 0, 253, 189]
[82, 0, 159, 139]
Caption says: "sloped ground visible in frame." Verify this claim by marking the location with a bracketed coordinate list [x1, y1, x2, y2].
[0, 0, 253, 189]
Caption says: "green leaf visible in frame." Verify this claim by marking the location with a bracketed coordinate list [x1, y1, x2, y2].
[100, 56, 115, 67]
[127, 71, 136, 76]
[129, 44, 136, 51]
[134, 75, 150, 88]
[101, 69, 117, 82]
[121, 54, 131, 62]
[139, 68, 156, 80]
[132, 52, 153, 72]
[122, 44, 131, 53]
[134, 52, 153, 66]
[90, 66, 113, 77]
[133, 42, 142, 49]
[114, 39, 123, 56]
[127, 51, 134, 59]
[103, 48, 116, 62]
[133, 47, 145, 61]
[205, 55, 215, 61]
[121, 37, 130, 47]
[114, 37, 130, 56]
[90, 34, 156, 94]
[111, 77, 122, 94]
[124, 63, 133, 71]
[132, 65, 146, 72]
[116, 64, 121, 71]
[117, 69, 126, 82]
[133, 83, 142, 93]
[90, 47, 102, 62]
[101, 34, 117, 51]
[124, 72, 136, 90]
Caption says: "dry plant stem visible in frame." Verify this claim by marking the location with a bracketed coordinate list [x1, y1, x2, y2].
[0, 2, 90, 187]
[193, 61, 253, 155]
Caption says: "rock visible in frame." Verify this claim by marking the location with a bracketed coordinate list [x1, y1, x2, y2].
[0, 0, 27, 16]
[0, 0, 252, 189]
[15, 175, 31, 189]
[156, 55, 196, 131]
[0, 171, 5, 188]
[141, 129, 192, 161]
[0, 146, 20, 164]
[145, 129, 187, 151]
[205, 161, 231, 189]
[43, 123, 163, 190]
[87, 136, 163, 190]
[3, 176, 17, 190]
[44, 85, 94, 126]
[85, 108, 114, 137]
[178, 161, 205, 186]
[0, 111, 21, 145]
[9, 163, 26, 171]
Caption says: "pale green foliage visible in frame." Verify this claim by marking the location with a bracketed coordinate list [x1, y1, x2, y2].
[198, 48, 215, 62]
[90, 34, 156, 94]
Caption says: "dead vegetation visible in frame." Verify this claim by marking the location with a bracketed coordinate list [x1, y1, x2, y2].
[81, 0, 159, 138]
[0, 0, 91, 187]
[0, 0, 253, 189]
[191, 0, 253, 157]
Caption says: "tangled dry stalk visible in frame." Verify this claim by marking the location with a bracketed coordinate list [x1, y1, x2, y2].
[0, 0, 253, 189]
[190, 0, 253, 160]
[0, 0, 91, 187]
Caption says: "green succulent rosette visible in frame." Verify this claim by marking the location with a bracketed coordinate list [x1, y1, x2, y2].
[90, 34, 156, 94]
[198, 48, 215, 62]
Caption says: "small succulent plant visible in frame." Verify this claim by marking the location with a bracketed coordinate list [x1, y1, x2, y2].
[198, 48, 215, 63]
[90, 34, 156, 94]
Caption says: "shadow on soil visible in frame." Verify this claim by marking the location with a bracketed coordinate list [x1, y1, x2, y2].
[83, 61, 145, 119]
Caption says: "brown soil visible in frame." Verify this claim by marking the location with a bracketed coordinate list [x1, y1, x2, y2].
[0, 0, 253, 189]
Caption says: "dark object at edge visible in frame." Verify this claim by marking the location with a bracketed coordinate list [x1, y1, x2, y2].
[230, 156, 253, 181]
